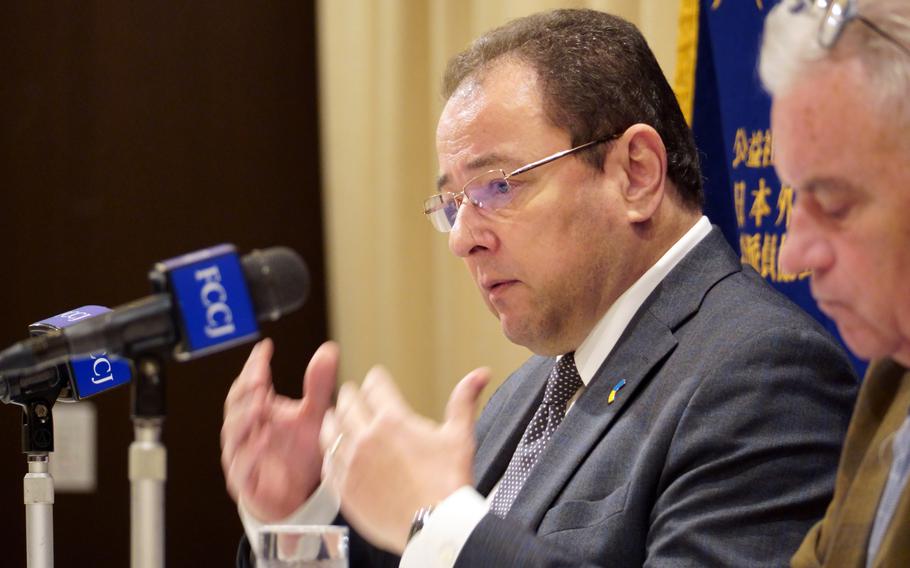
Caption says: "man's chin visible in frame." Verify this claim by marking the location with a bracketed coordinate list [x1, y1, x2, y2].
[836, 322, 890, 363]
[500, 317, 530, 346]
[499, 315, 544, 351]
[501, 318, 572, 356]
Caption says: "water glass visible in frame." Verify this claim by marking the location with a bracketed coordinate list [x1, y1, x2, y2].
[256, 525, 348, 568]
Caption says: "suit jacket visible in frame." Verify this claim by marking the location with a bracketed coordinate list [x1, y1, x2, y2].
[238, 228, 857, 567]
[791, 359, 910, 568]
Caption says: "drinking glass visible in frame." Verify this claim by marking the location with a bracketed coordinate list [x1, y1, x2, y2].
[256, 525, 348, 568]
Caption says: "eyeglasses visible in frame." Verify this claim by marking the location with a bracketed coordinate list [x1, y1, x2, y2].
[423, 135, 617, 233]
[807, 0, 910, 56]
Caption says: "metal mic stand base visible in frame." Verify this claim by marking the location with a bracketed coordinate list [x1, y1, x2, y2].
[130, 419, 166, 568]
[21, 396, 58, 568]
[130, 355, 167, 568]
[24, 454, 54, 568]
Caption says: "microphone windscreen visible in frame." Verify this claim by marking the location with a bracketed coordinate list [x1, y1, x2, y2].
[242, 247, 310, 322]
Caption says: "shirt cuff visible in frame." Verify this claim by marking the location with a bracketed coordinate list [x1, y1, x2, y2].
[399, 486, 489, 568]
[238, 480, 341, 558]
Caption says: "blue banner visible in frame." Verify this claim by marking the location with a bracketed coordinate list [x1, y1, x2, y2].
[686, 0, 867, 374]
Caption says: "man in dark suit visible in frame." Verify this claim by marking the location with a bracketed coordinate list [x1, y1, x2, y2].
[760, 1, 910, 566]
[223, 9, 857, 567]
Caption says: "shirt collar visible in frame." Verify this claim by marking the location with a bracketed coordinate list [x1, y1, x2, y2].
[572, 216, 712, 385]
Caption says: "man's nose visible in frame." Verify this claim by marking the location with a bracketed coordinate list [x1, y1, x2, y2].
[448, 202, 497, 257]
[779, 202, 834, 276]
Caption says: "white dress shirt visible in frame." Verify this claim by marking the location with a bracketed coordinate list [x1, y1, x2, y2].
[241, 216, 713, 566]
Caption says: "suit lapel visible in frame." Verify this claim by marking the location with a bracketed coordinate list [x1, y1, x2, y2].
[507, 308, 678, 527]
[500, 228, 743, 528]
[875, 371, 910, 568]
[837, 364, 910, 568]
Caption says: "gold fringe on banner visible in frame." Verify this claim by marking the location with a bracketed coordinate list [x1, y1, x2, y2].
[674, 0, 700, 126]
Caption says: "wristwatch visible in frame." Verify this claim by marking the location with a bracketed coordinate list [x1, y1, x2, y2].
[407, 505, 436, 543]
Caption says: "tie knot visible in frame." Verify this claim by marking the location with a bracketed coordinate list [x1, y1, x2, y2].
[542, 353, 583, 408]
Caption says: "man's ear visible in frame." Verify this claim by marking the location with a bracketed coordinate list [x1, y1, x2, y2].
[616, 124, 668, 223]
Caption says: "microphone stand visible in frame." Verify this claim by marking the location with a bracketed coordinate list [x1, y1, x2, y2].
[22, 398, 56, 568]
[129, 353, 167, 568]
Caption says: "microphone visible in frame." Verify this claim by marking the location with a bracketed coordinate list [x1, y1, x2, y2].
[0, 306, 133, 405]
[0, 244, 309, 378]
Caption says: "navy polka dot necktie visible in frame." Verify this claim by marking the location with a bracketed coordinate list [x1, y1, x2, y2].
[489, 353, 584, 518]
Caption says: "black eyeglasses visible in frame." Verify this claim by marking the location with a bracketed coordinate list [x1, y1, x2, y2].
[423, 135, 617, 233]
[808, 0, 910, 56]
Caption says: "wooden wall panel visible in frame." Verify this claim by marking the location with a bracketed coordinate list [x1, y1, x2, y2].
[0, 2, 327, 566]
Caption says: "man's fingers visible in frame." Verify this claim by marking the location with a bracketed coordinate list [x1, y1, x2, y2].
[444, 367, 491, 433]
[224, 422, 270, 502]
[242, 338, 274, 387]
[224, 339, 275, 413]
[301, 341, 339, 417]
[221, 386, 267, 467]
[239, 339, 265, 377]
[336, 382, 373, 436]
[360, 365, 407, 414]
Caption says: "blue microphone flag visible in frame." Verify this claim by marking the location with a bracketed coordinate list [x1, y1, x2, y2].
[154, 244, 259, 360]
[30, 306, 132, 400]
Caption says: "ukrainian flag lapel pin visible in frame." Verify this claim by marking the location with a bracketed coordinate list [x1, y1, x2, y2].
[608, 379, 626, 405]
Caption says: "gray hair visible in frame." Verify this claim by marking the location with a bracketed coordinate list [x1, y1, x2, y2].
[760, 0, 910, 119]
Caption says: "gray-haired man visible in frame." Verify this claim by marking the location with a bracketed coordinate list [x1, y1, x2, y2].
[761, 0, 910, 566]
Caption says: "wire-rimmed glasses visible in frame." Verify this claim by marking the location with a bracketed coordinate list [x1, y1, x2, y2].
[423, 135, 617, 233]
[810, 0, 910, 56]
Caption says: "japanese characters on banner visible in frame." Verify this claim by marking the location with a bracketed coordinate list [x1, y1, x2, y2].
[685, 0, 867, 374]
[730, 127, 809, 283]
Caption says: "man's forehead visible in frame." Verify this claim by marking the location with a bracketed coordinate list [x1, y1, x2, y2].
[447, 55, 539, 103]
[771, 59, 910, 203]
[437, 60, 542, 136]
[435, 61, 555, 189]
[771, 62, 865, 183]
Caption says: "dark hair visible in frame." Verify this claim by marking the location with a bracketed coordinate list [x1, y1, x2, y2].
[443, 9, 703, 209]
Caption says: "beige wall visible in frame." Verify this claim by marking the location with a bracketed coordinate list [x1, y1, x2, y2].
[317, 0, 682, 418]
